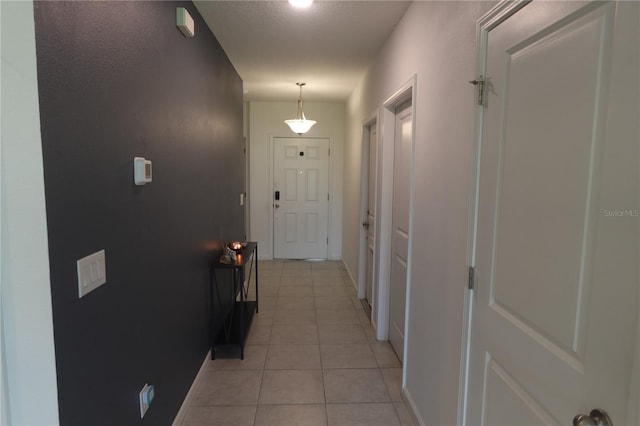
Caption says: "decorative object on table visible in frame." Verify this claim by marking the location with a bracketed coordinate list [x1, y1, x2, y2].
[230, 241, 243, 253]
[226, 247, 237, 262]
[219, 252, 231, 264]
[219, 243, 237, 265]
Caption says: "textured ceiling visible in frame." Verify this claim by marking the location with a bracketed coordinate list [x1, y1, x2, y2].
[194, 1, 412, 101]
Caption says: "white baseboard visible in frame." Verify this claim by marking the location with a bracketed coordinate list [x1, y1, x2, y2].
[341, 260, 358, 292]
[402, 387, 425, 426]
[172, 351, 210, 426]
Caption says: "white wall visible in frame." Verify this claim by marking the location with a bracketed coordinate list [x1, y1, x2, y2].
[1, 1, 60, 424]
[248, 101, 345, 260]
[343, 2, 495, 425]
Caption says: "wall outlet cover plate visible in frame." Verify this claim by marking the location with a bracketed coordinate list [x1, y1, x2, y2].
[139, 383, 154, 418]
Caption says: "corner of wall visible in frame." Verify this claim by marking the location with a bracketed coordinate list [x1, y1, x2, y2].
[1, 1, 60, 424]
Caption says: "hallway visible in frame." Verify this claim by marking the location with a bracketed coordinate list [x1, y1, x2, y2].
[180, 260, 415, 426]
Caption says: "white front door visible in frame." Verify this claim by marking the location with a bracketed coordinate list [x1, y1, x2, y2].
[273, 138, 329, 259]
[389, 102, 412, 361]
[467, 2, 639, 425]
[365, 123, 377, 308]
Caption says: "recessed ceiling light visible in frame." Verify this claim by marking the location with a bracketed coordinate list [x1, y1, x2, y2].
[289, 0, 313, 8]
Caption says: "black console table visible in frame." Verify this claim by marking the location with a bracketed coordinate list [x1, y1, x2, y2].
[210, 242, 258, 360]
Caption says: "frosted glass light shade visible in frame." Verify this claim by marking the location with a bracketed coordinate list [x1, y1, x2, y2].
[285, 119, 316, 135]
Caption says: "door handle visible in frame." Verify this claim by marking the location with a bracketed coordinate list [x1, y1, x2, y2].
[362, 221, 369, 229]
[573, 409, 613, 426]
[274, 204, 280, 209]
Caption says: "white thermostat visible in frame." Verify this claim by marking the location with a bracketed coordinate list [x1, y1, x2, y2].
[134, 157, 152, 185]
[176, 7, 194, 38]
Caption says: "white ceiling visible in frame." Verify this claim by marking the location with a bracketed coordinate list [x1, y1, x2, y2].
[194, 1, 412, 102]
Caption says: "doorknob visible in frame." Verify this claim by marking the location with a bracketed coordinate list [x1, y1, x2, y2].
[362, 221, 369, 229]
[274, 204, 280, 209]
[573, 409, 613, 426]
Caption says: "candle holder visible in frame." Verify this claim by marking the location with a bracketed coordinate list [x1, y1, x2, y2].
[229, 241, 243, 253]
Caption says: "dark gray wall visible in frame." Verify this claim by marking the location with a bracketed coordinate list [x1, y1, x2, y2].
[33, 2, 244, 424]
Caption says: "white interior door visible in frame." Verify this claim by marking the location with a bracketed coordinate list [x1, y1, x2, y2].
[467, 2, 639, 425]
[365, 124, 377, 308]
[273, 138, 329, 259]
[389, 103, 412, 361]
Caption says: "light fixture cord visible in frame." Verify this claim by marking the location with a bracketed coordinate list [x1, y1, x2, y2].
[297, 83, 306, 120]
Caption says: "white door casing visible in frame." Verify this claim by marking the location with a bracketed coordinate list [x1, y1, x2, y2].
[365, 123, 378, 308]
[389, 102, 412, 361]
[273, 138, 330, 259]
[466, 2, 639, 425]
[373, 75, 416, 345]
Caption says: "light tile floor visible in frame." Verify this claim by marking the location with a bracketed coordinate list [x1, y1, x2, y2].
[181, 260, 416, 426]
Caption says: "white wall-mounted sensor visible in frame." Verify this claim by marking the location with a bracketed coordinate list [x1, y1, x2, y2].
[176, 8, 194, 38]
[134, 157, 152, 185]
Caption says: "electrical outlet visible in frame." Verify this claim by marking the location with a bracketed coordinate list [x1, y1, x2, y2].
[139, 383, 155, 418]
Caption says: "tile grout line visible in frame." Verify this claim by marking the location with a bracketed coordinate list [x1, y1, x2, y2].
[252, 265, 282, 426]
[312, 268, 329, 425]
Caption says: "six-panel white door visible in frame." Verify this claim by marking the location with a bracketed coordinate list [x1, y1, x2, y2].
[467, 1, 639, 424]
[389, 103, 412, 361]
[273, 138, 330, 259]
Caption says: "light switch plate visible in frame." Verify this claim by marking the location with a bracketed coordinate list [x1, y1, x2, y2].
[77, 250, 106, 298]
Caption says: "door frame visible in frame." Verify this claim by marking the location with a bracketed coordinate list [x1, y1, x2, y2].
[269, 135, 333, 260]
[372, 75, 417, 363]
[457, 1, 553, 424]
[357, 110, 380, 303]
[243, 136, 249, 241]
[388, 99, 413, 363]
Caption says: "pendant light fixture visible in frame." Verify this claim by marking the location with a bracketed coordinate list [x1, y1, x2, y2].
[284, 82, 317, 135]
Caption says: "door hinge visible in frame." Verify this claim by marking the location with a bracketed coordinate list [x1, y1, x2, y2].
[469, 77, 485, 106]
[327, 193, 330, 201]
[328, 148, 330, 156]
[326, 237, 329, 244]
[468, 266, 475, 290]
